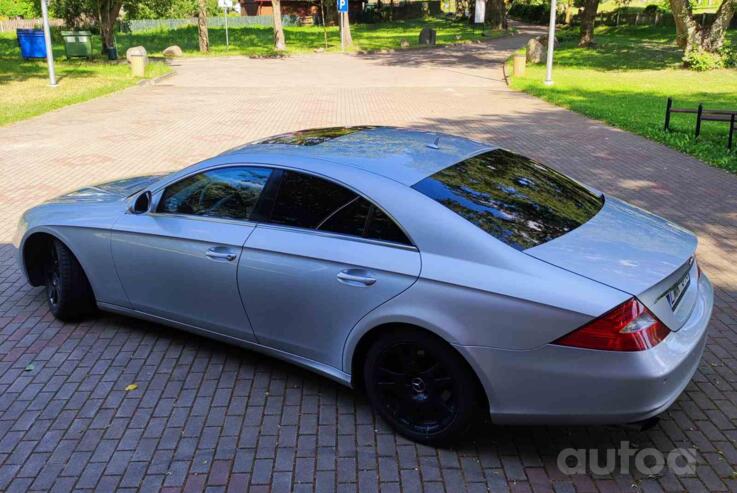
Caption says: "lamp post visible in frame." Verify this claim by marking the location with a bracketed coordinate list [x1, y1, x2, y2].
[40, 0, 57, 87]
[544, 0, 556, 86]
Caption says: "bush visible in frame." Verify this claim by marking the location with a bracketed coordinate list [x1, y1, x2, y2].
[643, 4, 661, 14]
[720, 47, 737, 68]
[683, 50, 725, 71]
[0, 0, 40, 18]
[508, 0, 550, 24]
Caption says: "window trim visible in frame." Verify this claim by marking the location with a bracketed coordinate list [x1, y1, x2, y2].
[153, 165, 275, 223]
[150, 163, 417, 248]
[255, 221, 419, 252]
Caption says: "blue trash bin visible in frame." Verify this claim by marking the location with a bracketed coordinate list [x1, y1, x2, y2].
[17, 29, 47, 59]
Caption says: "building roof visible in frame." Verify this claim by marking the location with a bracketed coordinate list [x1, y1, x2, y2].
[221, 126, 494, 185]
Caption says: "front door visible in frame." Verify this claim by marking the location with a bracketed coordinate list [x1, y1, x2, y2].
[111, 166, 274, 342]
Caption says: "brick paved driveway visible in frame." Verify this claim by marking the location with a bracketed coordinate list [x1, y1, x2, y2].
[2, 25, 737, 492]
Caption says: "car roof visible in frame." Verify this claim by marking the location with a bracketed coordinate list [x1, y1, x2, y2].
[218, 126, 496, 185]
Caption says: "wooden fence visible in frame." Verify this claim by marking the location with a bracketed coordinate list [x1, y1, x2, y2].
[595, 12, 674, 27]
[121, 15, 301, 33]
[0, 18, 64, 32]
[595, 10, 737, 28]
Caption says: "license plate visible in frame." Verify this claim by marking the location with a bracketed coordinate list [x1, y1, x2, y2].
[666, 272, 690, 310]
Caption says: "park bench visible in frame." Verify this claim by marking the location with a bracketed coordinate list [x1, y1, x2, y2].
[664, 97, 736, 149]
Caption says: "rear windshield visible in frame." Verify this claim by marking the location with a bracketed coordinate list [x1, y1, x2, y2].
[412, 149, 603, 250]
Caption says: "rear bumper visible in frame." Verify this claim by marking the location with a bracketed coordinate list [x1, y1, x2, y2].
[458, 273, 713, 425]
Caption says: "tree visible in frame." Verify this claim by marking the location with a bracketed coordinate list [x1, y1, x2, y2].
[98, 0, 123, 50]
[485, 0, 507, 29]
[52, 0, 124, 50]
[669, 0, 736, 55]
[0, 0, 41, 18]
[272, 0, 286, 50]
[578, 0, 599, 47]
[456, 0, 470, 18]
[197, 0, 209, 52]
[125, 0, 220, 19]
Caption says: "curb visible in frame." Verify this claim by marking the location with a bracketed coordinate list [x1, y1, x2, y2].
[137, 63, 177, 86]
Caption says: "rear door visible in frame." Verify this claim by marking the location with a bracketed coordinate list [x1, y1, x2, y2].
[239, 169, 421, 368]
[112, 166, 273, 341]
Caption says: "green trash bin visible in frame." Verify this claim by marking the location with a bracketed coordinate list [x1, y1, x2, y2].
[61, 31, 93, 59]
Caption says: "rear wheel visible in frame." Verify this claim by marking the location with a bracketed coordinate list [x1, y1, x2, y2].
[363, 329, 478, 446]
[43, 239, 96, 321]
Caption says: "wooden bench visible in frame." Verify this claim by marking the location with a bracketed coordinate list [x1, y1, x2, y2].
[664, 97, 736, 149]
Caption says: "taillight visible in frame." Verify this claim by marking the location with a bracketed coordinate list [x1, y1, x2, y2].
[553, 298, 670, 351]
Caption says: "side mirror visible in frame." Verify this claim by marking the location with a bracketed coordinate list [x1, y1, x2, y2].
[131, 191, 152, 214]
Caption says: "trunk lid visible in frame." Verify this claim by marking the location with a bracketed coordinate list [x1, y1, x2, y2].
[525, 196, 699, 331]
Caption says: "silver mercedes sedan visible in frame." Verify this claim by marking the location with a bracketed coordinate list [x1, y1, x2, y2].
[15, 127, 713, 445]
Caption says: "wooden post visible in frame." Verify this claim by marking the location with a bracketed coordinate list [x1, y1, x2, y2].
[729, 114, 735, 150]
[664, 97, 673, 131]
[513, 54, 526, 77]
[696, 104, 704, 138]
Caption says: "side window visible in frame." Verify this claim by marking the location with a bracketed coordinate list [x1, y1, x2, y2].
[268, 171, 356, 229]
[319, 196, 411, 245]
[364, 206, 411, 245]
[158, 167, 272, 221]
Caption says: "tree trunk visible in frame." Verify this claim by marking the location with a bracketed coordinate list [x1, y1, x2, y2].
[456, 0, 469, 19]
[485, 0, 506, 29]
[705, 0, 736, 52]
[197, 0, 209, 53]
[272, 0, 286, 50]
[342, 12, 353, 48]
[98, 0, 123, 50]
[578, 0, 599, 47]
[565, 3, 575, 25]
[670, 0, 736, 54]
[670, 0, 695, 50]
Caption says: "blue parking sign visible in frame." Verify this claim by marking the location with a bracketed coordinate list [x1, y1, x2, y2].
[337, 0, 348, 13]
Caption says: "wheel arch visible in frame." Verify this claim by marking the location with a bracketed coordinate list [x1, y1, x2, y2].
[22, 231, 59, 286]
[348, 322, 490, 411]
[21, 230, 95, 297]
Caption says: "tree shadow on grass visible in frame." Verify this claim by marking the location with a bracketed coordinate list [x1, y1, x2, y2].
[546, 25, 685, 71]
[0, 60, 101, 85]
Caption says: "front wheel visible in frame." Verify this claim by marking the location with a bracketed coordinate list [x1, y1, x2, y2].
[43, 239, 96, 321]
[363, 329, 479, 446]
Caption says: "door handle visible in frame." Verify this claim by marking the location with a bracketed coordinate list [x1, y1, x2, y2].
[206, 248, 237, 261]
[337, 269, 376, 286]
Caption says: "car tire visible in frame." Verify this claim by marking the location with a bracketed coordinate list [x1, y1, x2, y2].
[43, 239, 96, 321]
[363, 329, 479, 446]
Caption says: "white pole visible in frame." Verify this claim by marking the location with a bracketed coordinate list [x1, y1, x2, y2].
[225, 7, 229, 48]
[40, 0, 57, 87]
[544, 0, 556, 86]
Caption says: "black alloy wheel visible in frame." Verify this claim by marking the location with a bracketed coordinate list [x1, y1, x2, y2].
[363, 330, 478, 446]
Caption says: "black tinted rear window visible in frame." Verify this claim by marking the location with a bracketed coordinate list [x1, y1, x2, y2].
[269, 171, 355, 229]
[412, 149, 603, 250]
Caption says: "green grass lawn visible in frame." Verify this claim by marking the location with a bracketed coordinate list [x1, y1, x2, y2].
[116, 17, 500, 57]
[0, 32, 170, 127]
[510, 26, 737, 173]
